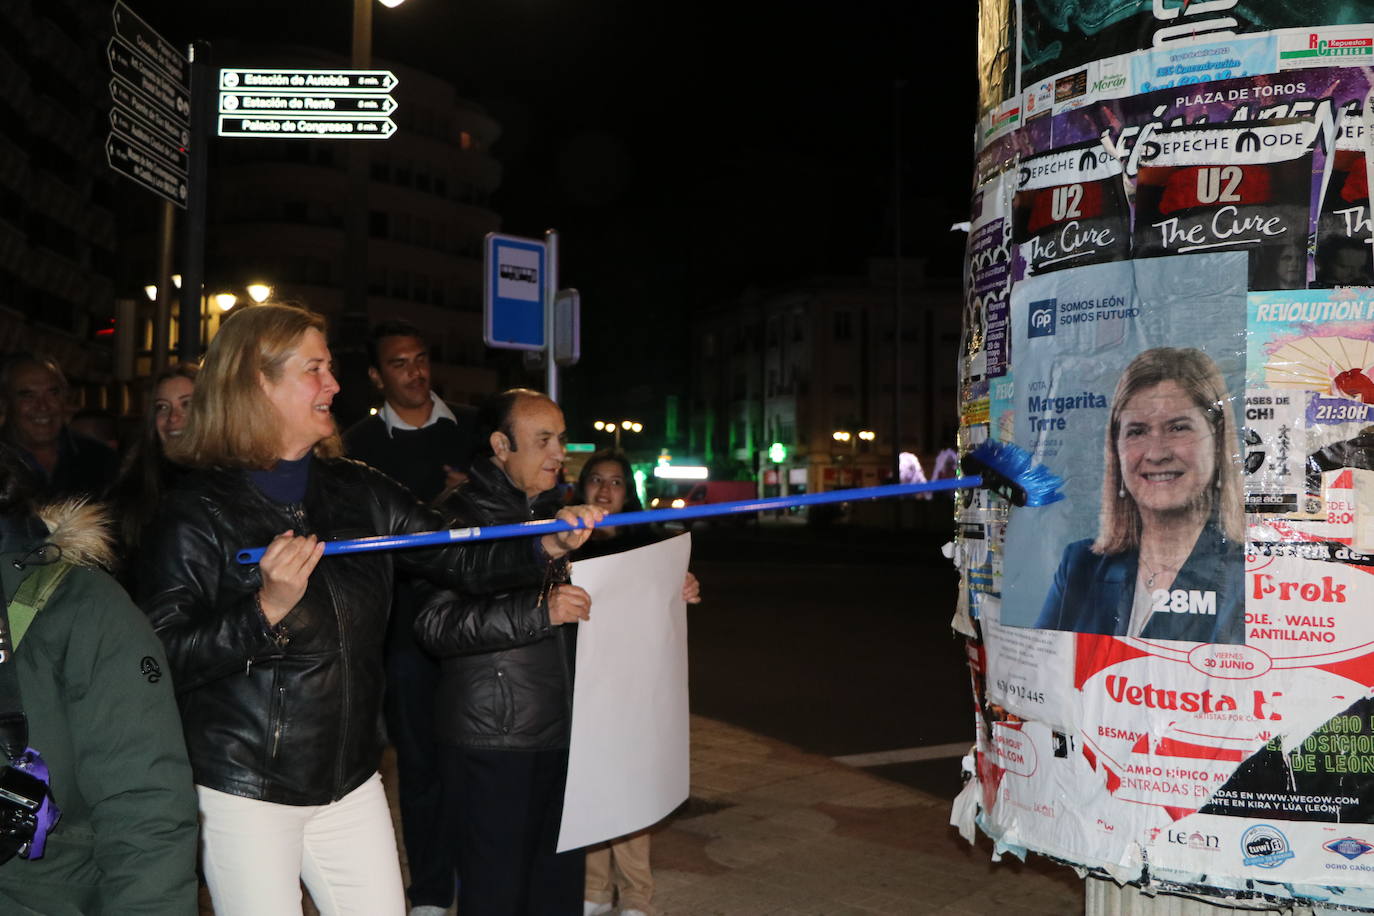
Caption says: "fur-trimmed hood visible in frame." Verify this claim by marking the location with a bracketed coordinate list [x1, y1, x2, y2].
[35, 499, 115, 570]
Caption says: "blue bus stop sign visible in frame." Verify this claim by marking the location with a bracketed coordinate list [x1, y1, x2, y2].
[484, 232, 546, 350]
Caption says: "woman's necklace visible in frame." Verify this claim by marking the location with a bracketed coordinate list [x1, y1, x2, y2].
[1138, 551, 1180, 590]
[1139, 554, 1162, 590]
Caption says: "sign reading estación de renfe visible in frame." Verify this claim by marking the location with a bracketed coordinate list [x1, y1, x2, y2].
[217, 69, 399, 140]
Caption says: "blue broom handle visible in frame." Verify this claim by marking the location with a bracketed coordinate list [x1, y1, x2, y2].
[234, 475, 978, 564]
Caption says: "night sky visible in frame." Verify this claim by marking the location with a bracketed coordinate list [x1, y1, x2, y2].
[134, 0, 978, 425]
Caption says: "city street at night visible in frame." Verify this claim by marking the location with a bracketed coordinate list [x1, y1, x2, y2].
[15, 0, 1374, 911]
[684, 517, 968, 800]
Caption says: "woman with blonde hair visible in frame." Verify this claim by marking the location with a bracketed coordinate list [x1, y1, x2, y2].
[1036, 347, 1245, 643]
[140, 304, 599, 916]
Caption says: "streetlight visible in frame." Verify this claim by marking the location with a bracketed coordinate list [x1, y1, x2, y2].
[832, 429, 875, 487]
[831, 429, 876, 449]
[143, 276, 251, 365]
[144, 274, 182, 302]
[594, 419, 643, 450]
[338, 0, 408, 423]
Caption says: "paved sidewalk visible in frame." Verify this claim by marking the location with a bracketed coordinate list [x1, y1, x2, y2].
[644, 716, 1082, 915]
[201, 716, 1084, 914]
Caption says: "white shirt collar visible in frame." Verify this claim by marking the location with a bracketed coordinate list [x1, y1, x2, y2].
[380, 391, 456, 435]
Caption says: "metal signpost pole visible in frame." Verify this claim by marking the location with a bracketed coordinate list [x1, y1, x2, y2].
[544, 228, 559, 401]
[152, 200, 175, 374]
[179, 40, 212, 361]
[106, 2, 192, 372]
[338, 0, 375, 427]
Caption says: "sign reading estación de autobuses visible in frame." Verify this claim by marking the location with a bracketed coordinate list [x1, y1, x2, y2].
[217, 68, 399, 140]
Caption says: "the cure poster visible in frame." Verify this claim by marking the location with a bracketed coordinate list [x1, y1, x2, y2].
[961, 8, 1374, 909]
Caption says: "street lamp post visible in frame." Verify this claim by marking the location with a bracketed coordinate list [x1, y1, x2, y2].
[337, 0, 406, 426]
[144, 278, 272, 361]
[594, 419, 643, 451]
[831, 429, 876, 486]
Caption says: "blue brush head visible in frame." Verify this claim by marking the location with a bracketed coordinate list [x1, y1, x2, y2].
[961, 441, 1065, 508]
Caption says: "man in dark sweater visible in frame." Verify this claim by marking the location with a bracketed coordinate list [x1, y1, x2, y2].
[343, 320, 480, 916]
[344, 322, 480, 501]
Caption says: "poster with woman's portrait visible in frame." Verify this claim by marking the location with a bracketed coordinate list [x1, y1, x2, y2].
[999, 252, 1249, 644]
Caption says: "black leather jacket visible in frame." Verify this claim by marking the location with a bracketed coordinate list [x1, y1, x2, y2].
[141, 457, 543, 805]
[414, 458, 574, 750]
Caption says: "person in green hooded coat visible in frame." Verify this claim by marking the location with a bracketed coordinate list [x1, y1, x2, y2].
[0, 443, 198, 915]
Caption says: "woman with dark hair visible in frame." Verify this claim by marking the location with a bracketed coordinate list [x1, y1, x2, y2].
[1035, 347, 1245, 643]
[140, 305, 598, 916]
[575, 449, 699, 916]
[108, 362, 198, 590]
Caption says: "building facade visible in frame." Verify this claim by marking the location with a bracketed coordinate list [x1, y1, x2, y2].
[690, 259, 961, 498]
[0, 0, 121, 405]
[207, 45, 503, 410]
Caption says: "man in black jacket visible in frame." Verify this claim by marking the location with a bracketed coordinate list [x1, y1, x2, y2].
[0, 354, 118, 501]
[415, 389, 594, 916]
[343, 321, 480, 916]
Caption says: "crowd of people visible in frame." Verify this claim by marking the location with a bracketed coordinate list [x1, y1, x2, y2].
[0, 304, 698, 916]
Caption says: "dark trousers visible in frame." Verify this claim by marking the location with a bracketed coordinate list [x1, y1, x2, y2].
[444, 745, 584, 916]
[385, 598, 457, 908]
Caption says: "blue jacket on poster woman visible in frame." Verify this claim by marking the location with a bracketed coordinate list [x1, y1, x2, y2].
[1034, 521, 1245, 645]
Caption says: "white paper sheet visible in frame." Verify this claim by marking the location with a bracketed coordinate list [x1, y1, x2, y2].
[557, 533, 691, 852]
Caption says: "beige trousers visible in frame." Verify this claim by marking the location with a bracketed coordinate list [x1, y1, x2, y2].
[584, 829, 654, 913]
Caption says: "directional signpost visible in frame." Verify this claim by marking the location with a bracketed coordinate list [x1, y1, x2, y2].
[109, 36, 190, 120]
[107, 0, 190, 207]
[217, 69, 399, 140]
[106, 134, 187, 205]
[110, 108, 188, 172]
[217, 116, 397, 140]
[221, 93, 398, 115]
[112, 0, 188, 89]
